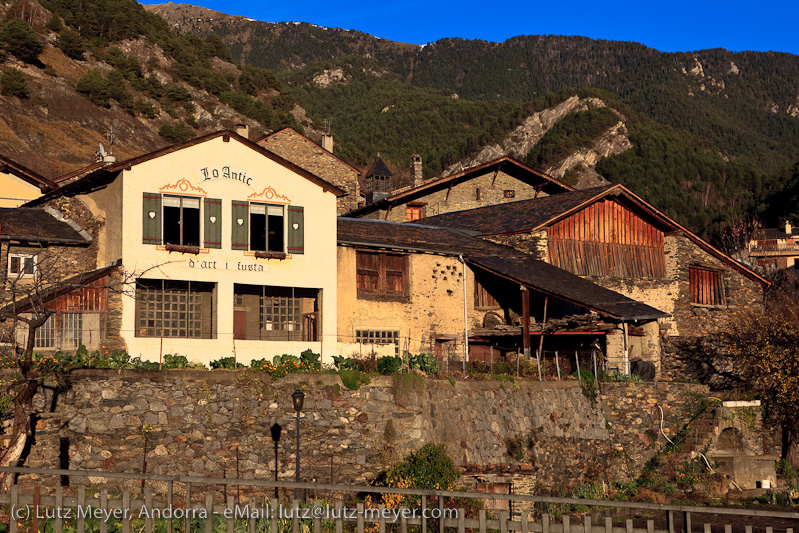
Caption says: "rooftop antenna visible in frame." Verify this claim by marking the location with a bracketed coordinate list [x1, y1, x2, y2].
[106, 125, 116, 155]
[100, 125, 117, 163]
[323, 119, 331, 134]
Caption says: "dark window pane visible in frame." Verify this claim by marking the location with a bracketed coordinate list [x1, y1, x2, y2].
[163, 205, 181, 245]
[183, 205, 200, 246]
[250, 212, 267, 251]
[268, 213, 284, 252]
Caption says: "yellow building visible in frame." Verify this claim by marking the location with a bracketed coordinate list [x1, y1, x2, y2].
[0, 155, 57, 208]
[30, 130, 345, 365]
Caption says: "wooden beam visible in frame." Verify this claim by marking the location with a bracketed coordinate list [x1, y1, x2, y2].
[521, 286, 530, 358]
[537, 295, 548, 358]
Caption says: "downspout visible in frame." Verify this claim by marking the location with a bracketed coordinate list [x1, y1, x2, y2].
[622, 322, 629, 375]
[459, 255, 469, 373]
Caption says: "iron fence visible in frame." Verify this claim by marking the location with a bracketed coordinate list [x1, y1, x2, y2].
[0, 467, 796, 533]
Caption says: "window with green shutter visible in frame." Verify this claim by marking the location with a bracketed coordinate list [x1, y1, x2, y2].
[288, 206, 304, 254]
[142, 192, 162, 245]
[203, 198, 222, 248]
[231, 200, 249, 250]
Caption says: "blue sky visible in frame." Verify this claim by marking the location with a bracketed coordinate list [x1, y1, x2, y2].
[144, 0, 799, 55]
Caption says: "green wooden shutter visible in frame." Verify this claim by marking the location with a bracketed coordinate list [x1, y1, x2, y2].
[142, 192, 162, 245]
[231, 201, 249, 250]
[203, 198, 222, 249]
[287, 205, 304, 254]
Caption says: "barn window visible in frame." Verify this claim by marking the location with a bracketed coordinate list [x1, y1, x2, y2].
[9, 254, 35, 277]
[356, 251, 409, 301]
[689, 267, 726, 307]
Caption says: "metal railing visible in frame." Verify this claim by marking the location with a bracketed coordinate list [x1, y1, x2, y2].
[0, 467, 796, 533]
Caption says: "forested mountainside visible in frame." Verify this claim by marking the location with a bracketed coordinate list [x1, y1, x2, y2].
[0, 0, 795, 243]
[144, 2, 799, 239]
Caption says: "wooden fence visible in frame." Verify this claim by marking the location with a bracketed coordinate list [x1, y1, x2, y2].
[0, 467, 796, 533]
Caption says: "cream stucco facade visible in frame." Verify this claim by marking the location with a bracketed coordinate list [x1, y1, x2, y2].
[80, 134, 340, 366]
[0, 172, 44, 208]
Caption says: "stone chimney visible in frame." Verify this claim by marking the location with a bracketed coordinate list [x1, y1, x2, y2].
[786, 220, 792, 235]
[235, 124, 249, 140]
[322, 133, 334, 153]
[411, 154, 423, 187]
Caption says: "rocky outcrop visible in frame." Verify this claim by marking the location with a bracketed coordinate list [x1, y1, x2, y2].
[443, 96, 631, 188]
[545, 121, 631, 188]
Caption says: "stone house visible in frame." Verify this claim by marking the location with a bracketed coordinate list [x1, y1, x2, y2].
[345, 156, 573, 222]
[337, 218, 666, 370]
[0, 206, 119, 352]
[409, 184, 768, 375]
[255, 128, 360, 215]
[747, 220, 799, 273]
[0, 154, 58, 208]
[26, 130, 346, 366]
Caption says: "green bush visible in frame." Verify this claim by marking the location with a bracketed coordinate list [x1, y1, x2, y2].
[385, 443, 459, 490]
[377, 356, 402, 375]
[332, 355, 360, 371]
[210, 357, 245, 369]
[76, 70, 110, 107]
[0, 20, 42, 64]
[339, 370, 370, 390]
[300, 349, 321, 370]
[408, 353, 437, 374]
[158, 121, 195, 143]
[1, 68, 28, 98]
[57, 28, 85, 60]
[162, 354, 205, 369]
[45, 14, 63, 32]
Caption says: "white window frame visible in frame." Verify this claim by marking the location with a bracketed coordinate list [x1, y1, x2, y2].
[8, 254, 36, 278]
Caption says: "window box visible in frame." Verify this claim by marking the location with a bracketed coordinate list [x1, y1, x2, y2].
[164, 243, 201, 254]
[254, 251, 287, 260]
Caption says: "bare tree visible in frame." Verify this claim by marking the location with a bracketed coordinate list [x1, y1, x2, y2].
[0, 245, 157, 490]
[718, 214, 763, 268]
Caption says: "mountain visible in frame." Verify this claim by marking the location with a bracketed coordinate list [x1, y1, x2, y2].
[143, 3, 799, 236]
[0, 0, 299, 176]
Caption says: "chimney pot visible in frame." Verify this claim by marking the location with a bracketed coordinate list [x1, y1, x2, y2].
[786, 221, 792, 235]
[411, 154, 423, 188]
[235, 124, 249, 140]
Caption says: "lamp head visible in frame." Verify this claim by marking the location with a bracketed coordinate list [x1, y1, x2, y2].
[291, 390, 305, 411]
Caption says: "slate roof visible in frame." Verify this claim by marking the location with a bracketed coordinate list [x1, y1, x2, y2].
[337, 217, 511, 258]
[363, 155, 392, 178]
[468, 256, 668, 320]
[345, 156, 573, 217]
[0, 207, 90, 244]
[337, 218, 667, 320]
[415, 185, 617, 235]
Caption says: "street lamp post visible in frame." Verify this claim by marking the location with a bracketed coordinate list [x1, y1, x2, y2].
[269, 423, 282, 500]
[291, 390, 305, 500]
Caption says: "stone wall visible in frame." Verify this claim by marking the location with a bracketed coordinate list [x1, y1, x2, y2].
[373, 170, 553, 223]
[15, 370, 716, 493]
[258, 130, 360, 215]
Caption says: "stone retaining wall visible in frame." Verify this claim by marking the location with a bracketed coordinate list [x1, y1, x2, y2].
[13, 371, 715, 492]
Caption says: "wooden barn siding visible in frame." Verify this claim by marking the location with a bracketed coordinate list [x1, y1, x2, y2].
[48, 278, 107, 312]
[548, 200, 666, 278]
